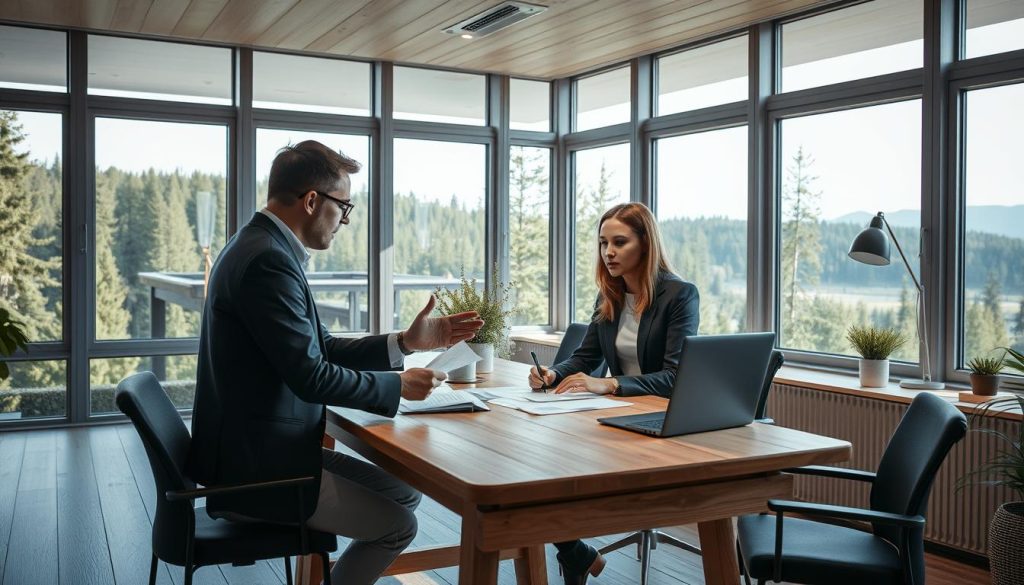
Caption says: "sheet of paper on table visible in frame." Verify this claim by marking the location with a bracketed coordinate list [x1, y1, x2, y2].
[399, 385, 489, 414]
[423, 341, 481, 374]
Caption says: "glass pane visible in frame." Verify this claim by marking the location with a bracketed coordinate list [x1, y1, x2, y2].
[393, 67, 485, 125]
[510, 79, 550, 131]
[88, 36, 232, 104]
[964, 0, 1024, 59]
[90, 355, 198, 415]
[657, 35, 747, 116]
[509, 146, 550, 325]
[254, 52, 370, 115]
[575, 67, 630, 132]
[256, 129, 371, 332]
[962, 83, 1024, 367]
[0, 110, 63, 342]
[0, 26, 66, 92]
[0, 360, 66, 421]
[781, 0, 922, 93]
[656, 127, 747, 334]
[778, 100, 921, 361]
[393, 139, 486, 328]
[95, 118, 228, 340]
[573, 143, 630, 322]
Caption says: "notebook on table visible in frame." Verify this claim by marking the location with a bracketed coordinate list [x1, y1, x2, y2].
[399, 386, 490, 414]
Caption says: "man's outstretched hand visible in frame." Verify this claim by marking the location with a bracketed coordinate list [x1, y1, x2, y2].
[402, 295, 485, 351]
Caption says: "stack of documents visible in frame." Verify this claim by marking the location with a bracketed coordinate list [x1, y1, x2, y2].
[399, 385, 489, 414]
[473, 387, 631, 416]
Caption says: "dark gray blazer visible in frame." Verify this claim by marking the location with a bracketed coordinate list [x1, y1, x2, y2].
[187, 213, 401, 524]
[551, 272, 699, 397]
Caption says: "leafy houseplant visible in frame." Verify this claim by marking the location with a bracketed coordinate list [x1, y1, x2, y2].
[956, 394, 1024, 585]
[846, 325, 907, 388]
[0, 307, 29, 382]
[435, 268, 517, 375]
[966, 354, 1005, 396]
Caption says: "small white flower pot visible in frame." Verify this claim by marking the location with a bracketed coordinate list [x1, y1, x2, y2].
[467, 342, 494, 374]
[448, 360, 477, 383]
[858, 358, 889, 388]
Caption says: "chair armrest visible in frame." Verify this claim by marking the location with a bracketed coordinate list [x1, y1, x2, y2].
[783, 465, 876, 483]
[166, 476, 317, 502]
[767, 499, 925, 528]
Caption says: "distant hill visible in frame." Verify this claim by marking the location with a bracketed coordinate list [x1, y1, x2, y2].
[830, 205, 1024, 239]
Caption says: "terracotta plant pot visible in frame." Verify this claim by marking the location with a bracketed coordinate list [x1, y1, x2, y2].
[969, 373, 1000, 396]
[989, 502, 1024, 585]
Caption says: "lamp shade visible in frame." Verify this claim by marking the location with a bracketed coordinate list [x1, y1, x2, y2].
[848, 214, 891, 266]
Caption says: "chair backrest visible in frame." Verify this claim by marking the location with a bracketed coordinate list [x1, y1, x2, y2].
[554, 323, 607, 377]
[754, 350, 784, 421]
[870, 392, 967, 545]
[116, 371, 196, 562]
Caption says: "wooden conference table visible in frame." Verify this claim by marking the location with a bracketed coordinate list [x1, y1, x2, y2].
[297, 356, 851, 585]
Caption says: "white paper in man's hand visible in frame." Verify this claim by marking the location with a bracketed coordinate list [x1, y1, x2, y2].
[424, 341, 481, 374]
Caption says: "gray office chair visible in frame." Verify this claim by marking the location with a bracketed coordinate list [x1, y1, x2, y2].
[736, 391, 967, 585]
[555, 322, 608, 377]
[116, 372, 336, 585]
[598, 350, 785, 585]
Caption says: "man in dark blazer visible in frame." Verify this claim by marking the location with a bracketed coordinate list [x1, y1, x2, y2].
[187, 140, 483, 585]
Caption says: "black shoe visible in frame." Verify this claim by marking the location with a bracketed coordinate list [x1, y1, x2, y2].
[555, 543, 606, 585]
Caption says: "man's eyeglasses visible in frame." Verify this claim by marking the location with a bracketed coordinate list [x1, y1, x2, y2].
[313, 191, 355, 220]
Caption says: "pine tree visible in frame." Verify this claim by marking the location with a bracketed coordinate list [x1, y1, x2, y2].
[574, 162, 620, 322]
[508, 147, 549, 325]
[780, 146, 822, 346]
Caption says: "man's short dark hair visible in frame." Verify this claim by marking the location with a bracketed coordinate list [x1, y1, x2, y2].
[267, 140, 361, 203]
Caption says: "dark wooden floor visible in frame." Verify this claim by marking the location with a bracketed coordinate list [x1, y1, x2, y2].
[0, 424, 991, 585]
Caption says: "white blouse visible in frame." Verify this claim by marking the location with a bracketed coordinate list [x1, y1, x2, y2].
[615, 293, 643, 376]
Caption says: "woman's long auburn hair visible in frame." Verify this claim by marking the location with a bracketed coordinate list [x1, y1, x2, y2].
[594, 203, 674, 322]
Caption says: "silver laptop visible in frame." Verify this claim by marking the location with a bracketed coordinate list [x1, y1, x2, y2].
[598, 332, 776, 438]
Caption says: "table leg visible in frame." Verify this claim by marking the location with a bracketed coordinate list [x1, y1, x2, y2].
[513, 545, 548, 585]
[697, 518, 740, 585]
[459, 511, 499, 585]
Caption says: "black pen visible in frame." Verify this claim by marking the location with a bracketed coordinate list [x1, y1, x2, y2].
[530, 351, 550, 392]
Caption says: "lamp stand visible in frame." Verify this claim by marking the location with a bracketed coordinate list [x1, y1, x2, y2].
[881, 216, 945, 390]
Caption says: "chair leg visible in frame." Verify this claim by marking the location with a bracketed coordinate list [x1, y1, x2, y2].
[149, 554, 159, 585]
[184, 565, 194, 585]
[598, 530, 644, 559]
[639, 530, 654, 585]
[737, 541, 752, 585]
[284, 556, 293, 585]
[653, 529, 702, 556]
[320, 552, 332, 585]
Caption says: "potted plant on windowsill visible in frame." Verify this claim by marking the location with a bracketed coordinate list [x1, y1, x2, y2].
[846, 325, 907, 388]
[966, 354, 1005, 396]
[956, 390, 1024, 585]
[435, 267, 517, 376]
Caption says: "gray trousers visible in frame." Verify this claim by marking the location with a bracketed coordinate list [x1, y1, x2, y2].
[306, 448, 421, 585]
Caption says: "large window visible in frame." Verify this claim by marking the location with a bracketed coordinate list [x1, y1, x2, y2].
[254, 53, 370, 115]
[94, 118, 228, 340]
[510, 79, 550, 132]
[509, 146, 551, 326]
[88, 36, 232, 104]
[0, 361, 66, 421]
[90, 355, 197, 415]
[781, 0, 922, 93]
[657, 36, 748, 116]
[393, 139, 486, 328]
[961, 83, 1024, 366]
[0, 26, 66, 92]
[575, 67, 630, 132]
[393, 67, 486, 125]
[256, 129, 371, 332]
[573, 143, 630, 322]
[656, 127, 747, 334]
[778, 100, 921, 361]
[964, 0, 1024, 59]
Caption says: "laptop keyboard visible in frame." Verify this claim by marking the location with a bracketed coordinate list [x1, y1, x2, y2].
[629, 417, 665, 431]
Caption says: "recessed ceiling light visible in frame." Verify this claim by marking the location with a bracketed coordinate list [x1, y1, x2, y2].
[461, 34, 474, 40]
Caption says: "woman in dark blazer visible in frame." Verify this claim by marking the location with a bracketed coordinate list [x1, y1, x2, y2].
[528, 202, 700, 584]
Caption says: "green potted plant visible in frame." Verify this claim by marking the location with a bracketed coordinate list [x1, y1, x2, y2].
[846, 325, 907, 388]
[435, 267, 517, 376]
[0, 307, 29, 382]
[956, 393, 1024, 585]
[966, 354, 1005, 396]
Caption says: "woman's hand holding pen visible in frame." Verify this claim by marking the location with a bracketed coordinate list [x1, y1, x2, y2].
[552, 372, 616, 395]
[528, 367, 557, 390]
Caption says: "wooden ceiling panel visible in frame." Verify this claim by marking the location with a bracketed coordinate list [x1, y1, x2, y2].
[0, 0, 835, 79]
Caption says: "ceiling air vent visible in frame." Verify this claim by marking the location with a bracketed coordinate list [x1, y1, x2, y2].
[443, 2, 547, 38]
